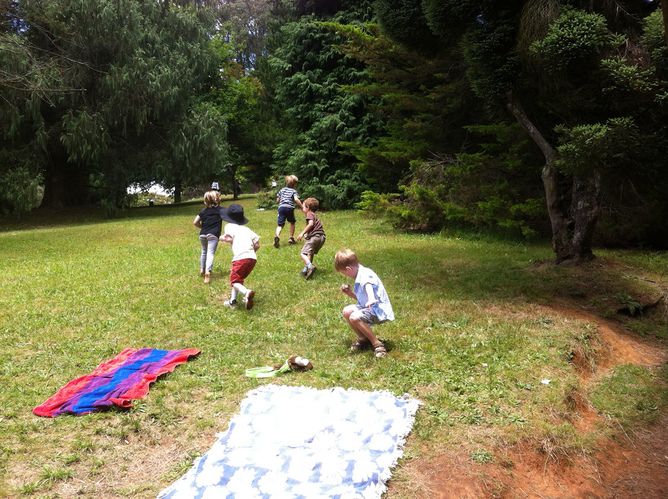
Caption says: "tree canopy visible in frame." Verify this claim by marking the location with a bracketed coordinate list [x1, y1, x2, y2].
[1, 0, 666, 255]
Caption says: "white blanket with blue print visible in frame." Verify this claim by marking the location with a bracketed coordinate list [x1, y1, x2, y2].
[158, 384, 419, 498]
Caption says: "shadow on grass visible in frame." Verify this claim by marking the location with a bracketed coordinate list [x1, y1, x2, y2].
[0, 195, 256, 233]
[363, 243, 668, 339]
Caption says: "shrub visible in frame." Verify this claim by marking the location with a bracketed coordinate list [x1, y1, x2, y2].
[0, 167, 43, 216]
[255, 190, 277, 210]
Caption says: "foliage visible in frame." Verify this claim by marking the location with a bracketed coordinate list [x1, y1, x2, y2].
[0, 0, 227, 209]
[371, 0, 668, 252]
[555, 117, 640, 176]
[358, 123, 547, 237]
[641, 9, 668, 77]
[530, 7, 620, 72]
[0, 167, 43, 216]
[337, 21, 475, 192]
[374, 0, 442, 52]
[266, 4, 382, 208]
[255, 189, 277, 210]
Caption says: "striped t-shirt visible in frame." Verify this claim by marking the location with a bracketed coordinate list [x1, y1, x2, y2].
[277, 187, 299, 208]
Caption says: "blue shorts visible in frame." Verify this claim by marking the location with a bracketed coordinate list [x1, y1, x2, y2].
[277, 206, 296, 227]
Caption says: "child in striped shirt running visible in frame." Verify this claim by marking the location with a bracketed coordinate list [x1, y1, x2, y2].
[274, 175, 302, 248]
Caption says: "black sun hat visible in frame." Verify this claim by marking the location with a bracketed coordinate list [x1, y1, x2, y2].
[220, 204, 248, 225]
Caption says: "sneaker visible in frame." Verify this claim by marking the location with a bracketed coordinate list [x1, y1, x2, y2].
[204, 273, 211, 284]
[301, 266, 308, 276]
[223, 299, 237, 308]
[304, 265, 316, 280]
[244, 290, 255, 310]
[199, 269, 205, 277]
[273, 236, 280, 248]
[288, 237, 296, 245]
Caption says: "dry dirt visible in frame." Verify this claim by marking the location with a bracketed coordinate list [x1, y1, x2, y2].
[401, 304, 668, 499]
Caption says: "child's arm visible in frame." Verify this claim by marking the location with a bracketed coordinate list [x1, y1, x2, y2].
[297, 219, 314, 241]
[193, 215, 202, 228]
[363, 283, 377, 308]
[340, 284, 356, 299]
[294, 194, 303, 209]
[220, 234, 233, 244]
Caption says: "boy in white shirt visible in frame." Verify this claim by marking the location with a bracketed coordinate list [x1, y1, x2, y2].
[220, 204, 260, 310]
[335, 248, 394, 358]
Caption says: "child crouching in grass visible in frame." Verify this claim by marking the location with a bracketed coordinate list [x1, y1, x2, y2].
[296, 197, 325, 280]
[335, 248, 394, 358]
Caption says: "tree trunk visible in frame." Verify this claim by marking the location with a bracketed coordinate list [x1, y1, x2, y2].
[173, 178, 182, 204]
[570, 171, 602, 262]
[41, 141, 90, 208]
[506, 91, 572, 262]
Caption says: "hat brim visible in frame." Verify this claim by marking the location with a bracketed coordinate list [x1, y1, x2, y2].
[220, 208, 248, 225]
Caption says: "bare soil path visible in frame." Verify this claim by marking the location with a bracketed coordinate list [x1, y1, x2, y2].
[400, 303, 668, 499]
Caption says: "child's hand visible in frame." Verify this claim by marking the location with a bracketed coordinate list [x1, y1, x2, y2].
[340, 284, 350, 293]
[221, 234, 233, 244]
[365, 299, 377, 309]
[296, 233, 303, 241]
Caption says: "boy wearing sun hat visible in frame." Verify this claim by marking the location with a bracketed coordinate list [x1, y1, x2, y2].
[219, 204, 260, 310]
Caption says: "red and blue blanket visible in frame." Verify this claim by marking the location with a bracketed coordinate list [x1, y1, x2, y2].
[33, 347, 200, 417]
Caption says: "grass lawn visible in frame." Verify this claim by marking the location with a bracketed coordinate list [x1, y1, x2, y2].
[1, 196, 666, 497]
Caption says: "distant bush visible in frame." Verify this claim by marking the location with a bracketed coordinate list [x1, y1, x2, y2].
[357, 123, 547, 238]
[255, 190, 277, 210]
[0, 168, 43, 216]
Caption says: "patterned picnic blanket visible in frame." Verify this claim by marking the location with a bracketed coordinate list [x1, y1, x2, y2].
[33, 347, 200, 417]
[159, 384, 419, 498]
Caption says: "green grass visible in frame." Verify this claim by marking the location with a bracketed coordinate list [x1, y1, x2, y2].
[591, 364, 668, 427]
[0, 196, 666, 497]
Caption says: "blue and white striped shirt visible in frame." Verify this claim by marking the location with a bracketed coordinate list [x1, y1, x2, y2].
[277, 187, 299, 208]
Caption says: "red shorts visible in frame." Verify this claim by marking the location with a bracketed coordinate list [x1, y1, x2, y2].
[230, 258, 256, 285]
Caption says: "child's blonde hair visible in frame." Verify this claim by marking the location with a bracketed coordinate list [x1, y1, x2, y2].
[303, 197, 319, 212]
[203, 190, 220, 208]
[334, 248, 359, 271]
[285, 175, 298, 188]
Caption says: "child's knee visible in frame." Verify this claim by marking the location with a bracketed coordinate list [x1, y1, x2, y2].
[342, 305, 356, 319]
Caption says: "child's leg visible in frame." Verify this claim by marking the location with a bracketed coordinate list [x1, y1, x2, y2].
[199, 236, 207, 273]
[275, 207, 286, 239]
[230, 259, 256, 303]
[205, 236, 218, 273]
[342, 305, 381, 346]
[350, 318, 382, 347]
[288, 222, 296, 239]
[300, 252, 311, 266]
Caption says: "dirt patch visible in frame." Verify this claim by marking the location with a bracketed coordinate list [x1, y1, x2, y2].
[547, 302, 666, 370]
[401, 417, 668, 498]
[395, 303, 668, 499]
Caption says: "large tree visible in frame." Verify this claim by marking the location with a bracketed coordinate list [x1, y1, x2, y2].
[0, 0, 228, 211]
[266, 0, 383, 208]
[376, 0, 668, 260]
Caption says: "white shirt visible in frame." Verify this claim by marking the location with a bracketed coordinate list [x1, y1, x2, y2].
[354, 264, 394, 322]
[223, 223, 260, 262]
